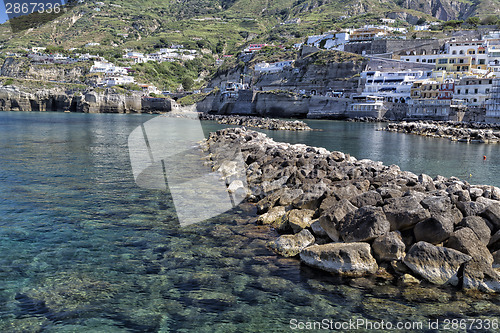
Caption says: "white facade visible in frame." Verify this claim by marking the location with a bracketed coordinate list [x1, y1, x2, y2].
[90, 61, 128, 75]
[360, 70, 431, 103]
[454, 76, 493, 106]
[255, 60, 294, 73]
[414, 25, 430, 31]
[445, 40, 484, 55]
[305, 32, 350, 50]
[103, 76, 135, 86]
[408, 99, 452, 119]
[486, 78, 500, 120]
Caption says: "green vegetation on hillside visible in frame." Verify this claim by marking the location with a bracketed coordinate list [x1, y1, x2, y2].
[130, 55, 215, 91]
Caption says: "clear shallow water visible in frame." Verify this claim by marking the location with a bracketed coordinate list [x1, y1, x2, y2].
[1, 112, 500, 332]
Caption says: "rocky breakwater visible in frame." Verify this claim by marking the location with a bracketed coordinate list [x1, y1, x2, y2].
[200, 114, 312, 131]
[204, 127, 500, 292]
[382, 121, 500, 144]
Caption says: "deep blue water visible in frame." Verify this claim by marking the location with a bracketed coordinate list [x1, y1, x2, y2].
[1, 111, 500, 332]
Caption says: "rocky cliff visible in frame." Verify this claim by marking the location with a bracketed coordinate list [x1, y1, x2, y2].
[253, 91, 310, 118]
[400, 0, 475, 20]
[1, 57, 89, 83]
[0, 86, 174, 113]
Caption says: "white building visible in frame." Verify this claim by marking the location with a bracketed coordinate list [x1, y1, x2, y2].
[486, 78, 500, 122]
[31, 47, 46, 53]
[360, 70, 431, 103]
[454, 76, 494, 106]
[305, 32, 350, 51]
[103, 76, 135, 86]
[90, 61, 128, 75]
[381, 18, 396, 24]
[407, 99, 455, 119]
[123, 52, 146, 63]
[348, 95, 387, 118]
[254, 60, 294, 73]
[414, 25, 430, 31]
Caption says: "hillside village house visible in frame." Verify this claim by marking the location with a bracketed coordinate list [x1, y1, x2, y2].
[454, 76, 494, 106]
[254, 60, 294, 73]
[243, 44, 268, 54]
[90, 61, 128, 75]
[102, 76, 135, 86]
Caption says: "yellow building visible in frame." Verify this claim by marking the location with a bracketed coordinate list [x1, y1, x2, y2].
[435, 56, 472, 72]
[411, 79, 441, 99]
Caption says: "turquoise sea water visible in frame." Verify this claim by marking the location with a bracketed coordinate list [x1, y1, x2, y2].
[1, 111, 500, 332]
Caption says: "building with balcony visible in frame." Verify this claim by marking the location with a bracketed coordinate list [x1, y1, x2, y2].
[486, 78, 500, 122]
[454, 76, 493, 107]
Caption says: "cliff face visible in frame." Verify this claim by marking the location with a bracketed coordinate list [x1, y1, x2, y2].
[253, 52, 366, 95]
[1, 57, 88, 83]
[400, 0, 475, 20]
[254, 92, 310, 118]
[0, 86, 173, 113]
[0, 87, 74, 111]
[80, 90, 143, 113]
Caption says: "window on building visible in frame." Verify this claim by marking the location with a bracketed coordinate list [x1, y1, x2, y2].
[459, 50, 464, 54]
[438, 59, 448, 64]
[449, 59, 456, 64]
[465, 89, 469, 94]
[452, 50, 457, 55]
[479, 59, 486, 64]
[475, 89, 478, 93]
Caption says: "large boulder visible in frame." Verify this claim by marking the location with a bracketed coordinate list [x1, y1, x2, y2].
[383, 196, 430, 231]
[319, 199, 357, 242]
[420, 195, 451, 214]
[330, 182, 362, 201]
[257, 206, 287, 229]
[447, 228, 500, 293]
[349, 190, 383, 208]
[457, 216, 491, 246]
[292, 182, 328, 210]
[481, 202, 500, 229]
[300, 242, 378, 277]
[278, 188, 304, 207]
[287, 209, 315, 234]
[267, 229, 315, 257]
[456, 201, 488, 217]
[371, 231, 406, 262]
[339, 206, 390, 242]
[414, 215, 455, 244]
[403, 241, 471, 286]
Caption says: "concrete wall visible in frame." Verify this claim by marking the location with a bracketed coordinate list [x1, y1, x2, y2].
[307, 96, 350, 119]
[372, 39, 442, 56]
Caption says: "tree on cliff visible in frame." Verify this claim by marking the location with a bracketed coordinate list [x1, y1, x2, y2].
[182, 77, 194, 91]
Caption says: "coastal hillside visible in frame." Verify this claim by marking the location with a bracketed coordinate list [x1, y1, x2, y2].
[0, 0, 498, 56]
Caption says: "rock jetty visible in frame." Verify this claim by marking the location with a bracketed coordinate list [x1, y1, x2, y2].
[203, 127, 500, 292]
[199, 114, 312, 131]
[381, 121, 500, 144]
